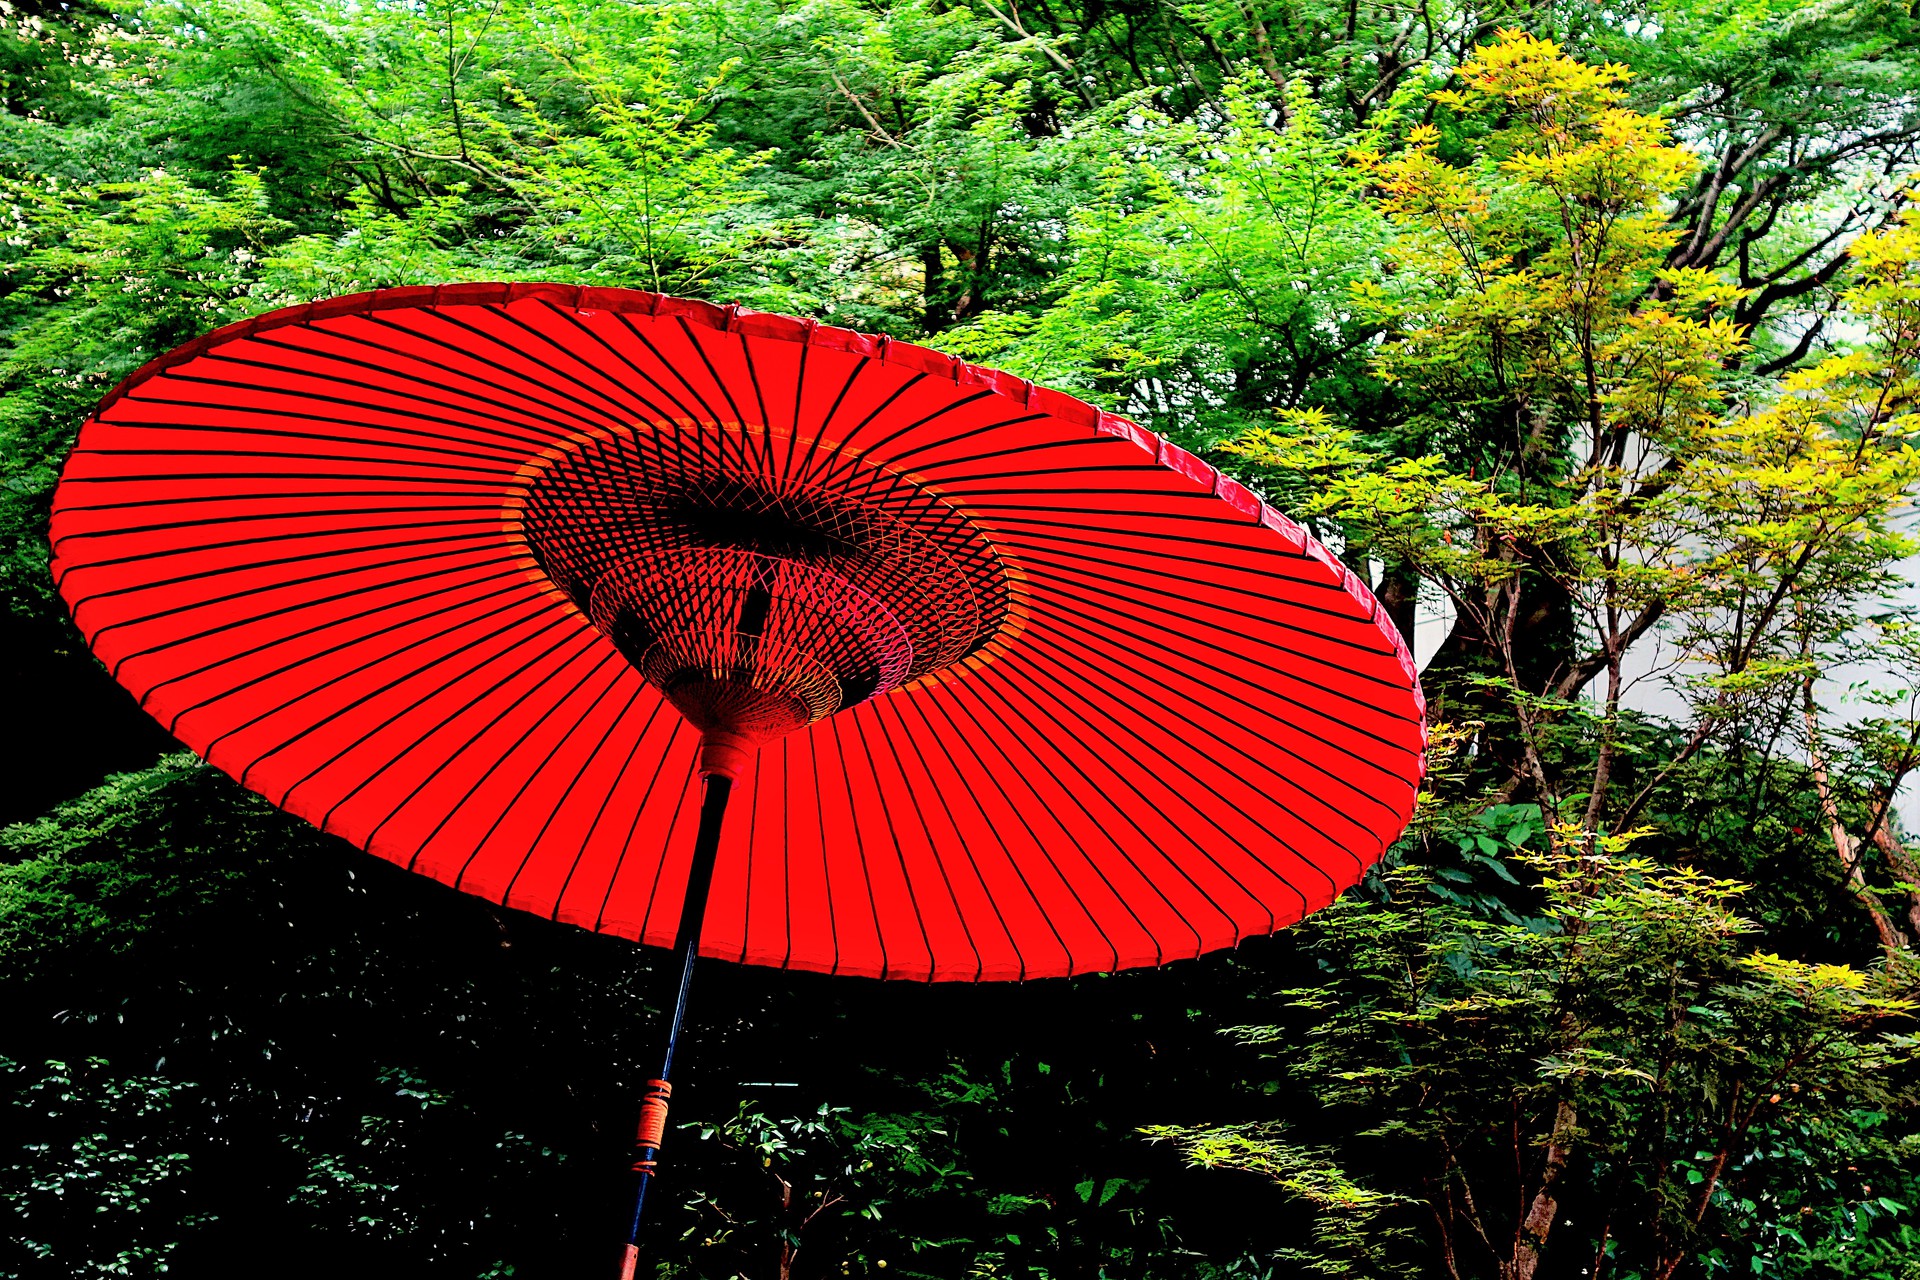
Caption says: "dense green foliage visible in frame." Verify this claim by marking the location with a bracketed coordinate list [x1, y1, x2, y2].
[4, 1, 1920, 1277]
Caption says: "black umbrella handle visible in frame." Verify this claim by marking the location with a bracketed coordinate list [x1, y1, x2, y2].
[619, 771, 734, 1279]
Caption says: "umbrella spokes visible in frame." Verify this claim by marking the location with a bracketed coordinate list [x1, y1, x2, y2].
[590, 545, 912, 736]
[520, 421, 1013, 763]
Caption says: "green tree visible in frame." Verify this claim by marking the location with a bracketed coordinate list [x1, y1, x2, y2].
[1150, 849, 1919, 1280]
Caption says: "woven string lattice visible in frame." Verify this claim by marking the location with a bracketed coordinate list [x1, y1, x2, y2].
[518, 422, 1010, 745]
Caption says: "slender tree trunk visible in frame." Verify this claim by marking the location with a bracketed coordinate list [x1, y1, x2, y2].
[1236, 1, 1289, 93]
[1376, 559, 1419, 649]
[1582, 630, 1624, 829]
[1506, 1099, 1577, 1280]
[775, 1172, 795, 1280]
[1652, 1145, 1731, 1280]
[1803, 676, 1908, 955]
[922, 244, 951, 332]
[1868, 822, 1920, 941]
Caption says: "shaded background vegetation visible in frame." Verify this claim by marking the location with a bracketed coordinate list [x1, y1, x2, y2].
[4, 1, 1920, 1277]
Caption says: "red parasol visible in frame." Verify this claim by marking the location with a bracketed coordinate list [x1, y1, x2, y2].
[49, 283, 1425, 1269]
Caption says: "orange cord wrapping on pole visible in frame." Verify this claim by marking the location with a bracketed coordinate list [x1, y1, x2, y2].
[629, 1079, 672, 1175]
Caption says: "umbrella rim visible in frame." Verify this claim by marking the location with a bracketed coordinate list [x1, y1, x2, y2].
[74, 279, 1426, 746]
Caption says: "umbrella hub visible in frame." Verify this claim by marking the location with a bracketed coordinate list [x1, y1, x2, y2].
[513, 423, 1013, 766]
[586, 545, 912, 746]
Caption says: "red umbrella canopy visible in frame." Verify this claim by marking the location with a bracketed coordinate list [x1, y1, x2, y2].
[50, 283, 1425, 981]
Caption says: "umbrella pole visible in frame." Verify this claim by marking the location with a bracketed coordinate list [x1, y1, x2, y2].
[618, 769, 734, 1280]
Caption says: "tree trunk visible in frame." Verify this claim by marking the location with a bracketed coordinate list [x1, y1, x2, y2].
[921, 243, 951, 332]
[1803, 678, 1908, 955]
[1506, 1099, 1577, 1280]
[1375, 559, 1418, 649]
[1424, 566, 1574, 794]
[1869, 822, 1920, 942]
